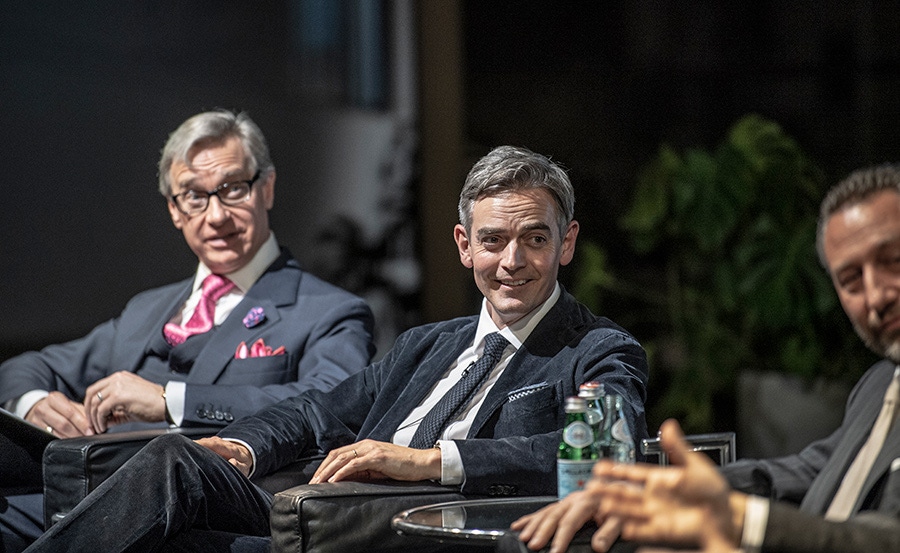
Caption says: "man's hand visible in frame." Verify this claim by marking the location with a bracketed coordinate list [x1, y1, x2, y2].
[84, 371, 167, 433]
[25, 391, 94, 437]
[309, 439, 442, 484]
[196, 436, 254, 477]
[593, 419, 741, 552]
[510, 489, 622, 553]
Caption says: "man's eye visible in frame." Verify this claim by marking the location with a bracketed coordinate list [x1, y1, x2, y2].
[838, 274, 861, 293]
[183, 190, 204, 201]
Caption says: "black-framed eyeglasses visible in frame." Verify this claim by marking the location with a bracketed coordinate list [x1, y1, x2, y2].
[170, 170, 261, 215]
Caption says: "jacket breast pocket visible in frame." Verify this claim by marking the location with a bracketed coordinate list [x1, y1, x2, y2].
[217, 355, 291, 385]
[495, 381, 563, 436]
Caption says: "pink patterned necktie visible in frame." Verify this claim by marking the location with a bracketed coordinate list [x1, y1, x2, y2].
[163, 274, 236, 346]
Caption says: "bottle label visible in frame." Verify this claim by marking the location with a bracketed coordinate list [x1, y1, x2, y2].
[611, 418, 631, 445]
[562, 421, 593, 448]
[557, 459, 594, 498]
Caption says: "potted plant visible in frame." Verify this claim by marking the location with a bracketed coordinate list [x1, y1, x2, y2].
[574, 114, 875, 454]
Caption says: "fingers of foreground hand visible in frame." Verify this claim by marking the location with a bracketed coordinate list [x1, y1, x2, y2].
[28, 392, 93, 437]
[590, 516, 623, 553]
[511, 490, 600, 553]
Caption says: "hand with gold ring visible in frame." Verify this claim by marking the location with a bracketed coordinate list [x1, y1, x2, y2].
[84, 371, 168, 433]
[23, 391, 93, 438]
[309, 439, 443, 484]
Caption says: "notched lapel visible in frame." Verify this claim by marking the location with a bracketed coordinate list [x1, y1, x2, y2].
[187, 297, 283, 384]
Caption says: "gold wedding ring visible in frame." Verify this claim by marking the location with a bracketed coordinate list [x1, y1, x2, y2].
[46, 426, 53, 434]
[353, 449, 359, 458]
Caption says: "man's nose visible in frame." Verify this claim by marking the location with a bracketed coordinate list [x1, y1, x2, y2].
[205, 195, 230, 223]
[864, 269, 898, 316]
[501, 241, 525, 270]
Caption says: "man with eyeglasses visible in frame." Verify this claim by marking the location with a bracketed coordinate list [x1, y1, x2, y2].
[0, 110, 374, 551]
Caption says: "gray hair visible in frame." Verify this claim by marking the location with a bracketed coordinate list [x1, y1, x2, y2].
[816, 163, 900, 269]
[158, 110, 274, 196]
[458, 145, 575, 235]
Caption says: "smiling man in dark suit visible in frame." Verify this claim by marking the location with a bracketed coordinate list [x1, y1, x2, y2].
[22, 145, 650, 552]
[0, 110, 374, 551]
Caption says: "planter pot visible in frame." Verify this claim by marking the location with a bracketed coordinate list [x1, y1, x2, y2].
[736, 371, 851, 459]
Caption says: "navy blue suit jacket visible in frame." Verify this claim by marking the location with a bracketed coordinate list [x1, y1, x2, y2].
[0, 249, 375, 427]
[221, 288, 649, 496]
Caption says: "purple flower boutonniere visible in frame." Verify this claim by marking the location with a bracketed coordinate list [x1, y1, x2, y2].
[242, 306, 266, 329]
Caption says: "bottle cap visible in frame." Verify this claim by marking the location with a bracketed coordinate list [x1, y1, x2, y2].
[564, 396, 588, 412]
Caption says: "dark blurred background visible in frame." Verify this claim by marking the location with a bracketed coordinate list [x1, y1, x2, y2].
[2, 0, 898, 456]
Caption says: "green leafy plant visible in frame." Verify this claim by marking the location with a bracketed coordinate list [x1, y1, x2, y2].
[575, 114, 874, 432]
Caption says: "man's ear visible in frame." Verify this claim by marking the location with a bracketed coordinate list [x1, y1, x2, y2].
[454, 224, 474, 268]
[167, 200, 184, 230]
[558, 220, 580, 266]
[260, 169, 276, 210]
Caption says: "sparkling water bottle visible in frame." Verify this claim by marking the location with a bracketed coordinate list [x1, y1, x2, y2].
[557, 396, 597, 497]
[597, 393, 636, 464]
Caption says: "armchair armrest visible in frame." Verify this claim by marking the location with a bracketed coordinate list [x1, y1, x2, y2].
[641, 431, 737, 466]
[270, 481, 469, 553]
[42, 426, 217, 529]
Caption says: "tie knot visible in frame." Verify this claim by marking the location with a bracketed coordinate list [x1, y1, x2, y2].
[482, 332, 508, 362]
[201, 274, 235, 301]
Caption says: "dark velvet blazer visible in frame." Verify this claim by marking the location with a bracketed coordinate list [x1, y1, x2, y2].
[220, 287, 649, 497]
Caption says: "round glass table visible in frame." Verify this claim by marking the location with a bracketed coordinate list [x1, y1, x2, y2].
[391, 496, 557, 545]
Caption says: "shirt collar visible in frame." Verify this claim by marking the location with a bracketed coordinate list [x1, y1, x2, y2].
[473, 282, 561, 352]
[193, 232, 280, 293]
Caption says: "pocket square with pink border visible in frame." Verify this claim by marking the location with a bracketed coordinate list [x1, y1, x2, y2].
[235, 338, 286, 359]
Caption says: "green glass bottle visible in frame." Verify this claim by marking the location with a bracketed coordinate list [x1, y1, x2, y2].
[557, 396, 597, 497]
[578, 381, 605, 446]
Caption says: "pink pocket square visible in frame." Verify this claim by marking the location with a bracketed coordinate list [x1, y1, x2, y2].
[235, 338, 286, 359]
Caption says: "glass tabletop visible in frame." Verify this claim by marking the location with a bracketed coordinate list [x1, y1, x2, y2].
[391, 496, 557, 543]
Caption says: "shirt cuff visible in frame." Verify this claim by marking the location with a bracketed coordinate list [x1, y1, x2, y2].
[222, 438, 258, 478]
[11, 390, 50, 419]
[437, 440, 464, 485]
[741, 495, 770, 553]
[165, 381, 186, 426]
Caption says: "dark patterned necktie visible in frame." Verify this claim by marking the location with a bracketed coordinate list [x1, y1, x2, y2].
[408, 332, 509, 449]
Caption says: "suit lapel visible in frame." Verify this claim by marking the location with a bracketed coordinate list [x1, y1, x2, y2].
[365, 325, 476, 441]
[186, 252, 300, 384]
[470, 290, 584, 436]
[121, 280, 193, 374]
[858, 409, 900, 510]
[802, 364, 895, 514]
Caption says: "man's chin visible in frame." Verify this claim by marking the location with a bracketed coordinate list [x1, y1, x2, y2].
[883, 342, 900, 364]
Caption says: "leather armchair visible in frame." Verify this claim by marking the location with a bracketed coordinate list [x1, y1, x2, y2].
[41, 426, 218, 528]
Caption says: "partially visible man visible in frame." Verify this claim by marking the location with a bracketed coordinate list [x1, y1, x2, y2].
[22, 145, 650, 552]
[554, 419, 900, 553]
[509, 163, 900, 553]
[0, 110, 374, 550]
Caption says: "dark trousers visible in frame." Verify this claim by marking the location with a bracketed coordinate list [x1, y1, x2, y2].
[24, 434, 274, 553]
